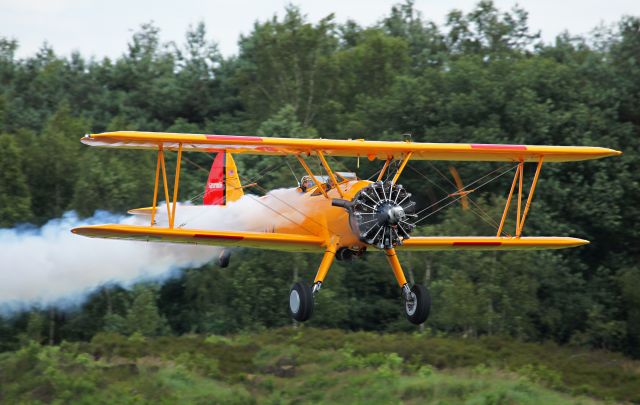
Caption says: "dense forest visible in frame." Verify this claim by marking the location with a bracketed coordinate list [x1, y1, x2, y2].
[0, 0, 638, 360]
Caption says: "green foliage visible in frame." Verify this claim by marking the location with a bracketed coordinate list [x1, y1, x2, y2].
[0, 0, 639, 364]
[25, 103, 87, 222]
[72, 149, 154, 216]
[334, 346, 404, 373]
[1, 329, 635, 403]
[236, 6, 339, 127]
[125, 287, 169, 337]
[516, 364, 563, 388]
[102, 312, 128, 334]
[0, 339, 252, 404]
[0, 133, 31, 226]
[618, 267, 640, 357]
[22, 312, 45, 344]
[257, 104, 317, 138]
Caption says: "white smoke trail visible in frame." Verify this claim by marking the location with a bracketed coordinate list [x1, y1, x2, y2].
[0, 189, 310, 312]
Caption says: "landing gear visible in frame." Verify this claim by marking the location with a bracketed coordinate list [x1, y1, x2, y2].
[386, 248, 431, 325]
[289, 282, 314, 322]
[403, 284, 431, 324]
[218, 249, 230, 268]
[288, 239, 338, 323]
[335, 247, 365, 261]
[287, 240, 431, 326]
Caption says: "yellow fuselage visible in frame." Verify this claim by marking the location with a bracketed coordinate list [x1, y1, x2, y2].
[264, 180, 372, 249]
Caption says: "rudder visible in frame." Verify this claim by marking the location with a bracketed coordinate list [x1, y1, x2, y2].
[203, 151, 244, 205]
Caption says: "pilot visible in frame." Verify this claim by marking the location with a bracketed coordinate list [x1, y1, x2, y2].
[299, 175, 315, 192]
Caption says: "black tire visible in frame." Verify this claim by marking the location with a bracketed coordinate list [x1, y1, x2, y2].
[218, 250, 230, 268]
[289, 282, 314, 322]
[404, 284, 431, 325]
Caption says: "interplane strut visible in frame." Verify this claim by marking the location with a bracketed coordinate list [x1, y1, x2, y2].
[150, 143, 184, 229]
[496, 157, 544, 237]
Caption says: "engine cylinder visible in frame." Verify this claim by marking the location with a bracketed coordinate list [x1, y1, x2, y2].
[348, 181, 416, 249]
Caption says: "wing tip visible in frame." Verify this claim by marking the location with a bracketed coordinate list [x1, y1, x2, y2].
[128, 207, 154, 215]
[596, 147, 622, 159]
[574, 238, 590, 246]
[70, 225, 93, 235]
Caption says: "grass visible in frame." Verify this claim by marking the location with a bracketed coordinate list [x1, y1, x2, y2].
[1, 328, 638, 404]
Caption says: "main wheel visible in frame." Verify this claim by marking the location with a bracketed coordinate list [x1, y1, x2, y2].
[218, 249, 231, 268]
[289, 282, 314, 322]
[404, 284, 431, 325]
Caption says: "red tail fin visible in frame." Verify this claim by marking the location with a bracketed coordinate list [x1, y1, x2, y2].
[204, 152, 226, 205]
[203, 151, 244, 206]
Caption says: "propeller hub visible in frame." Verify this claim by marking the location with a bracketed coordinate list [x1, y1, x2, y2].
[387, 205, 406, 225]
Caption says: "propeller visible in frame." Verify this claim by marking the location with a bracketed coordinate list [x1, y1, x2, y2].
[334, 181, 417, 249]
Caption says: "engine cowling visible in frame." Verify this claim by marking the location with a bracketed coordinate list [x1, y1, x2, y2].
[334, 181, 416, 249]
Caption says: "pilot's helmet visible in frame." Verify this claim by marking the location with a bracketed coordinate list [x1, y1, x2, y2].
[301, 175, 314, 190]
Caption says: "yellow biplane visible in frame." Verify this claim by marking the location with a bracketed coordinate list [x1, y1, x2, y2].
[72, 131, 621, 324]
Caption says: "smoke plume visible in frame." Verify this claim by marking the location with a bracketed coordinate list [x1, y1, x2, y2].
[0, 189, 308, 312]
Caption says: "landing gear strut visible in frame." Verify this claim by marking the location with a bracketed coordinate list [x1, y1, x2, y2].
[386, 248, 431, 325]
[218, 249, 230, 268]
[288, 242, 430, 325]
[288, 239, 337, 323]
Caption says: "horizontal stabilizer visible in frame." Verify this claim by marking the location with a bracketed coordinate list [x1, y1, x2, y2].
[127, 207, 154, 215]
[397, 236, 588, 251]
[71, 224, 325, 252]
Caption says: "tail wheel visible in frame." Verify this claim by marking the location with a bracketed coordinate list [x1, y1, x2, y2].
[289, 282, 314, 322]
[218, 250, 230, 268]
[404, 284, 431, 325]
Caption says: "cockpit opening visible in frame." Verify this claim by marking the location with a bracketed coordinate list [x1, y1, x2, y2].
[298, 172, 357, 193]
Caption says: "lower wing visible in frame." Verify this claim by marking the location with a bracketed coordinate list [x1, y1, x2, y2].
[71, 224, 325, 252]
[397, 236, 588, 251]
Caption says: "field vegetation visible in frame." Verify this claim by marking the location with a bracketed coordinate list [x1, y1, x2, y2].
[2, 328, 639, 404]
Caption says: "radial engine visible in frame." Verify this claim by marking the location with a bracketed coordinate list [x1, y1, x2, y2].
[332, 181, 417, 249]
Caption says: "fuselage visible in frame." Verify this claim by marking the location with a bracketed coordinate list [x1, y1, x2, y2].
[260, 180, 373, 249]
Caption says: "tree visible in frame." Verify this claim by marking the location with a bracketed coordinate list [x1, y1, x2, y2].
[0, 133, 32, 226]
[238, 104, 318, 190]
[381, 0, 448, 69]
[173, 22, 226, 123]
[257, 104, 317, 138]
[71, 149, 153, 217]
[236, 6, 339, 127]
[125, 287, 168, 337]
[619, 268, 640, 357]
[445, 0, 540, 56]
[23, 312, 45, 344]
[25, 103, 86, 222]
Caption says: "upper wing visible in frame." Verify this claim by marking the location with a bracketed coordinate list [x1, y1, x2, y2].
[396, 236, 589, 251]
[81, 131, 621, 162]
[71, 224, 325, 252]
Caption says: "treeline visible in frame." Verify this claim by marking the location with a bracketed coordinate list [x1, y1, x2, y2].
[0, 1, 639, 356]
